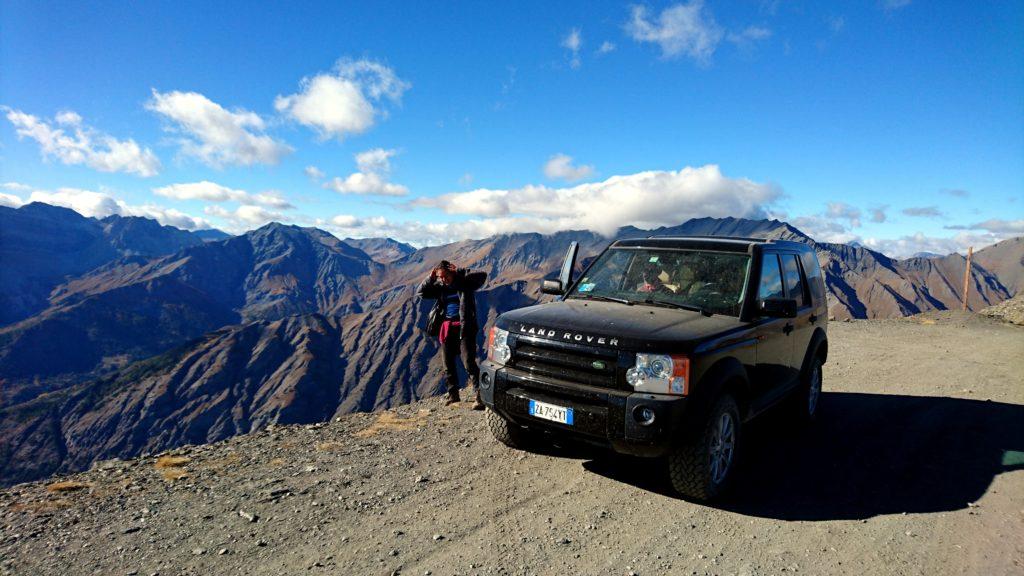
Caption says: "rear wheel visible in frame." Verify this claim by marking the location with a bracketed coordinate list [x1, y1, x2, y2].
[485, 409, 534, 449]
[787, 355, 823, 423]
[667, 394, 741, 501]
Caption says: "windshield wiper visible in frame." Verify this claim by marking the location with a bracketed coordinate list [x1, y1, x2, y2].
[569, 294, 634, 306]
[638, 297, 712, 316]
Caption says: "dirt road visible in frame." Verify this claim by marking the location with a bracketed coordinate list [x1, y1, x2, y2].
[2, 312, 1022, 576]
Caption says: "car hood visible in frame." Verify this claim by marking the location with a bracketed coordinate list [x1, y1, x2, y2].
[496, 299, 746, 352]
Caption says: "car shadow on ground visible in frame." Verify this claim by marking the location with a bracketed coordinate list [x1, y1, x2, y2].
[577, 392, 1024, 520]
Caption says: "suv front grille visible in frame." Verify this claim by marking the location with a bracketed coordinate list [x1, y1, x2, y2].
[510, 336, 620, 388]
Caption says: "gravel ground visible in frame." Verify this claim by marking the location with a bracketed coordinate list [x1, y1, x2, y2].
[1, 312, 1022, 576]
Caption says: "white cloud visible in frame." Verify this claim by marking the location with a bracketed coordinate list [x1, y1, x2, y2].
[324, 148, 409, 196]
[902, 205, 943, 218]
[410, 164, 780, 238]
[940, 188, 969, 198]
[726, 25, 772, 46]
[153, 181, 293, 209]
[19, 187, 210, 230]
[354, 148, 395, 174]
[881, 0, 912, 12]
[275, 58, 410, 141]
[946, 218, 1024, 235]
[305, 165, 325, 181]
[597, 41, 616, 54]
[863, 231, 1001, 259]
[458, 172, 474, 187]
[126, 204, 215, 231]
[825, 201, 862, 227]
[543, 153, 595, 182]
[626, 2, 724, 63]
[562, 28, 583, 69]
[869, 205, 888, 223]
[827, 15, 846, 34]
[204, 204, 286, 232]
[1, 182, 32, 192]
[147, 90, 292, 167]
[790, 215, 861, 244]
[4, 108, 161, 177]
[0, 192, 24, 208]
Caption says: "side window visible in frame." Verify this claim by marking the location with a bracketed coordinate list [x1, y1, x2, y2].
[757, 254, 784, 300]
[782, 254, 806, 307]
[801, 249, 823, 303]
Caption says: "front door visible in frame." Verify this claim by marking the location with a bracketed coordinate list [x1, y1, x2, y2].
[751, 253, 795, 412]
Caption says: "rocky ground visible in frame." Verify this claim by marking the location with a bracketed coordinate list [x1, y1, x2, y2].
[1, 312, 1022, 576]
[981, 294, 1024, 326]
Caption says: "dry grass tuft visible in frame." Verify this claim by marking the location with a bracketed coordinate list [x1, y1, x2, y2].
[154, 455, 191, 481]
[154, 455, 191, 469]
[354, 409, 430, 438]
[45, 480, 89, 493]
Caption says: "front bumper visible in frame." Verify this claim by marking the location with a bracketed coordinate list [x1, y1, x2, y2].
[479, 359, 689, 457]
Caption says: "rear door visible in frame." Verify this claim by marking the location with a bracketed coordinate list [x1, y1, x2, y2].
[751, 252, 795, 411]
[780, 252, 816, 381]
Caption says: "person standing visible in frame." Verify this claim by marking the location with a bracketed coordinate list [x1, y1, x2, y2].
[418, 260, 487, 409]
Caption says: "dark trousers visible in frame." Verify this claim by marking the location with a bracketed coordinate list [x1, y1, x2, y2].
[442, 324, 479, 394]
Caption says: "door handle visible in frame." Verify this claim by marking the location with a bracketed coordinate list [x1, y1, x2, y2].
[783, 323, 794, 335]
[809, 314, 818, 324]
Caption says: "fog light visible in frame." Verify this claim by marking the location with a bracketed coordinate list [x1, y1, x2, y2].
[481, 372, 492, 389]
[633, 405, 656, 426]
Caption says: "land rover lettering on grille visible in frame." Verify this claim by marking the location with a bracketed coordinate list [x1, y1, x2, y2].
[517, 324, 619, 347]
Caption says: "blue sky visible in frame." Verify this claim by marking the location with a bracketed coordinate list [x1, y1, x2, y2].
[1, 0, 1022, 256]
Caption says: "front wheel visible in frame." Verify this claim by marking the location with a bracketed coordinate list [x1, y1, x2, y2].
[485, 409, 535, 449]
[667, 394, 741, 501]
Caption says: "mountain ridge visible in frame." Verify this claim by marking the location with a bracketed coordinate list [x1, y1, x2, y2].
[1, 203, 1020, 485]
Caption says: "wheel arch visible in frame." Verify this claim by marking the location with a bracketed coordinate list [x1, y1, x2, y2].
[691, 357, 752, 421]
[800, 328, 828, 373]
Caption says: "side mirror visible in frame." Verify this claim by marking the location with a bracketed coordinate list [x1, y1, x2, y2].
[541, 279, 564, 295]
[760, 297, 798, 318]
[558, 241, 579, 289]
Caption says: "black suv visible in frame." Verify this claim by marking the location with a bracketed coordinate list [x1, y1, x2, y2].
[479, 236, 828, 501]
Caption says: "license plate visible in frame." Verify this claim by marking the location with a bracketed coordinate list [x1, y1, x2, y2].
[528, 400, 574, 425]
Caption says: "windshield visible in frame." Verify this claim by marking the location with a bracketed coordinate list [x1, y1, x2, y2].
[568, 248, 751, 317]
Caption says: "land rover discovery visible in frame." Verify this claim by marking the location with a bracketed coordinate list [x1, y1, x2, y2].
[478, 236, 828, 501]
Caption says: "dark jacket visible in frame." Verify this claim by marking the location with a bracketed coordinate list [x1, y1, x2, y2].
[418, 268, 487, 340]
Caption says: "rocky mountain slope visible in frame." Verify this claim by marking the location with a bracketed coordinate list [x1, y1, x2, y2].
[0, 315, 346, 486]
[1, 316, 1021, 576]
[0, 203, 204, 326]
[974, 235, 1024, 296]
[0, 223, 377, 407]
[343, 237, 415, 264]
[0, 204, 1020, 485]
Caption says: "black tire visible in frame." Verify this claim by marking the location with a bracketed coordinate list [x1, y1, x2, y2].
[485, 409, 533, 449]
[667, 394, 741, 501]
[786, 355, 823, 423]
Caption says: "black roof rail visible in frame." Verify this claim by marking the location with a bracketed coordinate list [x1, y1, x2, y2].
[643, 234, 770, 243]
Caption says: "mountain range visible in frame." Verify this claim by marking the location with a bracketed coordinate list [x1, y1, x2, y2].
[0, 202, 1020, 485]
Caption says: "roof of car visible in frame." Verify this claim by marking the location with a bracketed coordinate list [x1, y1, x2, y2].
[611, 235, 813, 253]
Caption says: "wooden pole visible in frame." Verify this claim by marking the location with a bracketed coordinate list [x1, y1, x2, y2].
[961, 246, 973, 311]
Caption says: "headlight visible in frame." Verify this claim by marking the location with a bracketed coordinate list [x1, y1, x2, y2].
[626, 353, 690, 395]
[487, 326, 511, 365]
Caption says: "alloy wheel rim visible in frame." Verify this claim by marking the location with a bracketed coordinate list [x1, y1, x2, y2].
[808, 365, 821, 416]
[709, 412, 735, 484]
